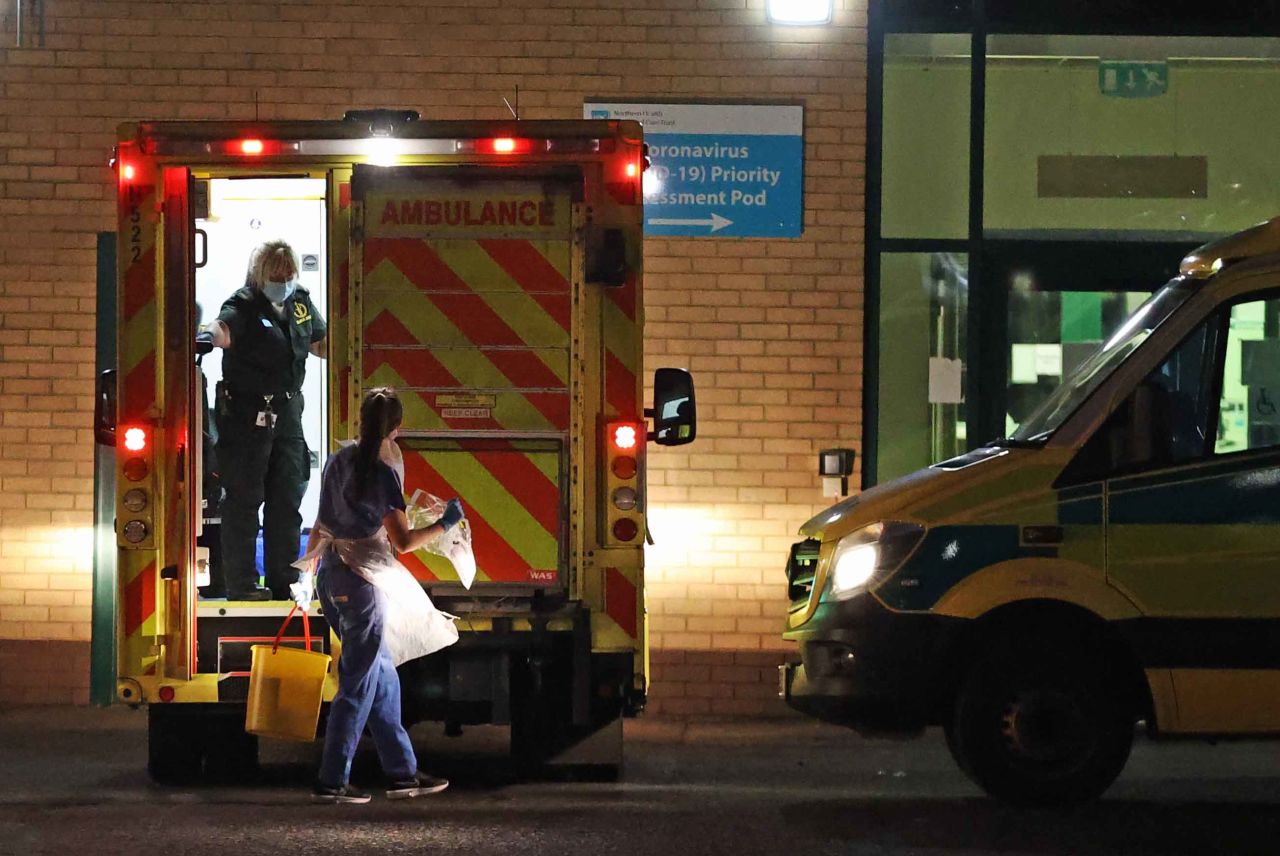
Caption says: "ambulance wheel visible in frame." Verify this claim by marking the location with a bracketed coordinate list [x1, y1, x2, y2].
[147, 706, 204, 785]
[948, 647, 1132, 805]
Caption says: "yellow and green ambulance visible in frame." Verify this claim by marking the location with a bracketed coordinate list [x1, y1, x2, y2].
[782, 216, 1280, 804]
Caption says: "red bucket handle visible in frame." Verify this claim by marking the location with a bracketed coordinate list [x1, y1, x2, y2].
[271, 604, 312, 654]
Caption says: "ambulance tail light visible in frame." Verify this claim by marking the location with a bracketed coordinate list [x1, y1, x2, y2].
[604, 422, 644, 546]
[123, 426, 148, 452]
[611, 423, 639, 451]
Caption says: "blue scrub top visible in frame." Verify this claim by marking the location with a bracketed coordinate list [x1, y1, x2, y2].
[316, 444, 407, 540]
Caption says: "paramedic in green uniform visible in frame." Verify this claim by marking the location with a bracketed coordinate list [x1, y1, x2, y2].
[203, 240, 327, 601]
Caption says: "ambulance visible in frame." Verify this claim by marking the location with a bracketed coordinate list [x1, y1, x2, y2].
[92, 111, 696, 782]
[781, 217, 1280, 804]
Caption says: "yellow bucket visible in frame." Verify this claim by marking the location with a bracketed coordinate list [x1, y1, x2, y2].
[245, 607, 331, 742]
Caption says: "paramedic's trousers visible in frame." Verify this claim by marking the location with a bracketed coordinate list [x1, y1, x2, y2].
[317, 561, 418, 788]
[216, 390, 309, 599]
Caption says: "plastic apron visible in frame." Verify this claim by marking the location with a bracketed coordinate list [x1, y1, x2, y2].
[294, 441, 458, 666]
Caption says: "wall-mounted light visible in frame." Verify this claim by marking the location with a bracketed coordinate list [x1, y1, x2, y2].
[766, 0, 833, 25]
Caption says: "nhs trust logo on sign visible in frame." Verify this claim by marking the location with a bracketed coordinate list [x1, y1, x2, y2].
[584, 102, 804, 238]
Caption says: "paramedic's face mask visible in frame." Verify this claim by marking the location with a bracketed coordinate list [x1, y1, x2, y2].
[262, 277, 298, 304]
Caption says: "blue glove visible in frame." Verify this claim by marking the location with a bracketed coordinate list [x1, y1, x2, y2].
[195, 331, 214, 355]
[440, 497, 464, 531]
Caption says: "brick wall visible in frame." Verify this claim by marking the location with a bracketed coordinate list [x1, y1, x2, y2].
[0, 0, 867, 712]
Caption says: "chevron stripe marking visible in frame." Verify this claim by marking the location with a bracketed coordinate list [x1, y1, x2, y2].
[124, 560, 156, 638]
[123, 247, 157, 321]
[470, 447, 559, 537]
[123, 352, 156, 419]
[401, 451, 535, 583]
[604, 567, 638, 639]
[604, 350, 638, 420]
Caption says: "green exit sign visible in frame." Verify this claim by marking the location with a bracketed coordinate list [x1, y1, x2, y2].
[1099, 61, 1168, 98]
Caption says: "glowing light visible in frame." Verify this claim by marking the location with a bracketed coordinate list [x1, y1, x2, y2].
[492, 137, 517, 153]
[240, 139, 264, 155]
[123, 427, 147, 452]
[765, 0, 833, 25]
[625, 162, 637, 178]
[612, 424, 638, 450]
[363, 137, 403, 167]
[121, 164, 136, 180]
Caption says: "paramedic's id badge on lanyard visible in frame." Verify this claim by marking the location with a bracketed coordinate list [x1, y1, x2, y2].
[256, 395, 277, 430]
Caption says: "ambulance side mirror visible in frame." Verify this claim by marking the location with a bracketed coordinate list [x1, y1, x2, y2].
[95, 369, 117, 446]
[649, 368, 696, 446]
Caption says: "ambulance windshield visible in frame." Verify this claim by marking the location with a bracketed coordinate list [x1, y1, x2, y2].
[1008, 278, 1197, 444]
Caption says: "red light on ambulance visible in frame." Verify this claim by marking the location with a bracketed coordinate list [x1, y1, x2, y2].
[611, 424, 638, 451]
[483, 137, 533, 155]
[120, 164, 136, 181]
[239, 138, 265, 155]
[625, 162, 637, 178]
[123, 426, 147, 452]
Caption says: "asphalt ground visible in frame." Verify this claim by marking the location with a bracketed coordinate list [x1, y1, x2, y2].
[2, 706, 1279, 856]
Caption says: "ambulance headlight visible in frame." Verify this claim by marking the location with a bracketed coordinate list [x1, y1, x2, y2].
[827, 521, 925, 600]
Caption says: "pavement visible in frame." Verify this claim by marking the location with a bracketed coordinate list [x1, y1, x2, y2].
[2, 706, 1280, 855]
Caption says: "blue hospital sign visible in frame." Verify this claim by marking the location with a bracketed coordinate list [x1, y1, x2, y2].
[584, 102, 804, 238]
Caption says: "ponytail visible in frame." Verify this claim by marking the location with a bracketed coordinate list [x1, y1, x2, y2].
[352, 387, 403, 498]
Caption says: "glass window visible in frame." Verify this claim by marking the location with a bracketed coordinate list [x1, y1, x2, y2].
[881, 34, 971, 239]
[984, 35, 1280, 239]
[1069, 312, 1217, 481]
[1011, 278, 1195, 442]
[1216, 296, 1280, 454]
[875, 252, 968, 481]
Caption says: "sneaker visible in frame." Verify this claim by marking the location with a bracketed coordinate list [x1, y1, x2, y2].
[386, 771, 449, 800]
[311, 783, 372, 804]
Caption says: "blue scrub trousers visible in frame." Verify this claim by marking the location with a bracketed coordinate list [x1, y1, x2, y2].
[316, 560, 418, 788]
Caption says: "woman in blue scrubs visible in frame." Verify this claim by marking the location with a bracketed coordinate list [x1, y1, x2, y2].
[308, 387, 464, 804]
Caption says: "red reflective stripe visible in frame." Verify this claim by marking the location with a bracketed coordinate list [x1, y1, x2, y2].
[339, 182, 351, 210]
[604, 567, 637, 639]
[364, 347, 458, 389]
[604, 350, 637, 420]
[124, 561, 156, 637]
[123, 251, 156, 322]
[123, 352, 156, 420]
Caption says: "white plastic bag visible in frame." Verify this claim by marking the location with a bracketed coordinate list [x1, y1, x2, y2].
[293, 527, 459, 666]
[408, 489, 478, 589]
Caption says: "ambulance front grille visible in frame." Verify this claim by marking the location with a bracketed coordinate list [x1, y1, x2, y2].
[785, 539, 822, 608]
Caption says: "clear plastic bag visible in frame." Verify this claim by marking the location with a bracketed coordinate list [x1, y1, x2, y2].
[408, 489, 478, 589]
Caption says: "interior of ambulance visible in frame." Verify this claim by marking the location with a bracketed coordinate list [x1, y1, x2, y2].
[193, 176, 329, 601]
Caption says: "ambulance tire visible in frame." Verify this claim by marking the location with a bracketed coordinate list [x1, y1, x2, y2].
[948, 646, 1133, 806]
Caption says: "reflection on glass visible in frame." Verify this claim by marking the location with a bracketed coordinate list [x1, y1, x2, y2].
[1010, 278, 1195, 443]
[882, 34, 971, 239]
[876, 252, 968, 481]
[1218, 297, 1280, 455]
[984, 34, 1280, 238]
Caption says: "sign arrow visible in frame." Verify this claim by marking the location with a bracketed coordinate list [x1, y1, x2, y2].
[647, 213, 733, 232]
